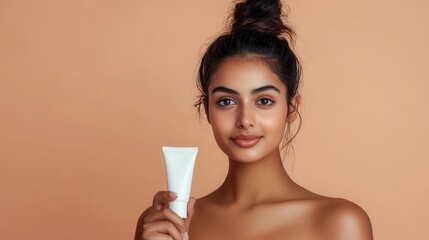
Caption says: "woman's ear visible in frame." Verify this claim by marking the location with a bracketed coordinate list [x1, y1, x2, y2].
[203, 98, 211, 124]
[287, 93, 301, 124]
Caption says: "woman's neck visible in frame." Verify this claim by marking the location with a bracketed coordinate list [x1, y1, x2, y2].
[217, 149, 298, 207]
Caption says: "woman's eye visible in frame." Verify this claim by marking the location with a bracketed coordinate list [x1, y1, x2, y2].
[256, 98, 274, 106]
[217, 98, 236, 106]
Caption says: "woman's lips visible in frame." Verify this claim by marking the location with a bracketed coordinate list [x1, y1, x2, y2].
[231, 135, 262, 148]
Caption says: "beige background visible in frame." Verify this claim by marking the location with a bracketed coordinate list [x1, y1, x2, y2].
[1, 0, 428, 239]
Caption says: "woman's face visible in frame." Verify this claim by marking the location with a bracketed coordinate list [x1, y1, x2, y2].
[206, 57, 290, 163]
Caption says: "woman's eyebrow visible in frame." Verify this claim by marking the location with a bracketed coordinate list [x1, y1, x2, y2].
[251, 85, 280, 94]
[211, 86, 239, 95]
[211, 85, 280, 95]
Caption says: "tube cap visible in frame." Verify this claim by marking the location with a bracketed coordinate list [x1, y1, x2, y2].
[169, 201, 188, 218]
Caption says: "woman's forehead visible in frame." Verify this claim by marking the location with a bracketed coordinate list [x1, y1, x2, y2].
[209, 58, 284, 93]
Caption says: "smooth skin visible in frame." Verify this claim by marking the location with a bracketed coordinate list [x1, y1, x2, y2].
[135, 57, 373, 240]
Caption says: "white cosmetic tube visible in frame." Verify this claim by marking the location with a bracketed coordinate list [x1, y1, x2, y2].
[162, 146, 198, 218]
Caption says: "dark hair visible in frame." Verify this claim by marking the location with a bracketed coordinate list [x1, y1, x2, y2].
[195, 0, 302, 149]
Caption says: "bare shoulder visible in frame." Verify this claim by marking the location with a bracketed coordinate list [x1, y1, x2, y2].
[316, 197, 373, 240]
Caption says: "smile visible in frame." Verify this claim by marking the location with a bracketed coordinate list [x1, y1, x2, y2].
[231, 135, 262, 148]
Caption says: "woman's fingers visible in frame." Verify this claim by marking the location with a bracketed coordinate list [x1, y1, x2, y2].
[141, 231, 174, 240]
[142, 192, 195, 240]
[152, 191, 177, 212]
[144, 208, 186, 234]
[142, 220, 183, 240]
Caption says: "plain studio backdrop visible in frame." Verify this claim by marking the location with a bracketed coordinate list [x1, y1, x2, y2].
[0, 0, 428, 239]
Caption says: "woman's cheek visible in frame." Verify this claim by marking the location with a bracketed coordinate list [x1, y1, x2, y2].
[213, 114, 232, 135]
[260, 110, 287, 138]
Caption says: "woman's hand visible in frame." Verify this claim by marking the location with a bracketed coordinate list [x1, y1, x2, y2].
[139, 191, 196, 240]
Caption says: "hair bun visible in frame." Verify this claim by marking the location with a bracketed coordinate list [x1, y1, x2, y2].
[230, 0, 294, 38]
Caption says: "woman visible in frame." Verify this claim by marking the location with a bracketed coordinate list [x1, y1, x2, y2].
[135, 0, 373, 239]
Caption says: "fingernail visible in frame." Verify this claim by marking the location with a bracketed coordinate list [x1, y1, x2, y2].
[183, 232, 189, 240]
[168, 192, 177, 198]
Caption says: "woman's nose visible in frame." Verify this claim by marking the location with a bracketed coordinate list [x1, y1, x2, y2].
[236, 103, 255, 129]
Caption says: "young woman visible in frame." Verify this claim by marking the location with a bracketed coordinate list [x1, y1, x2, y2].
[135, 0, 373, 239]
